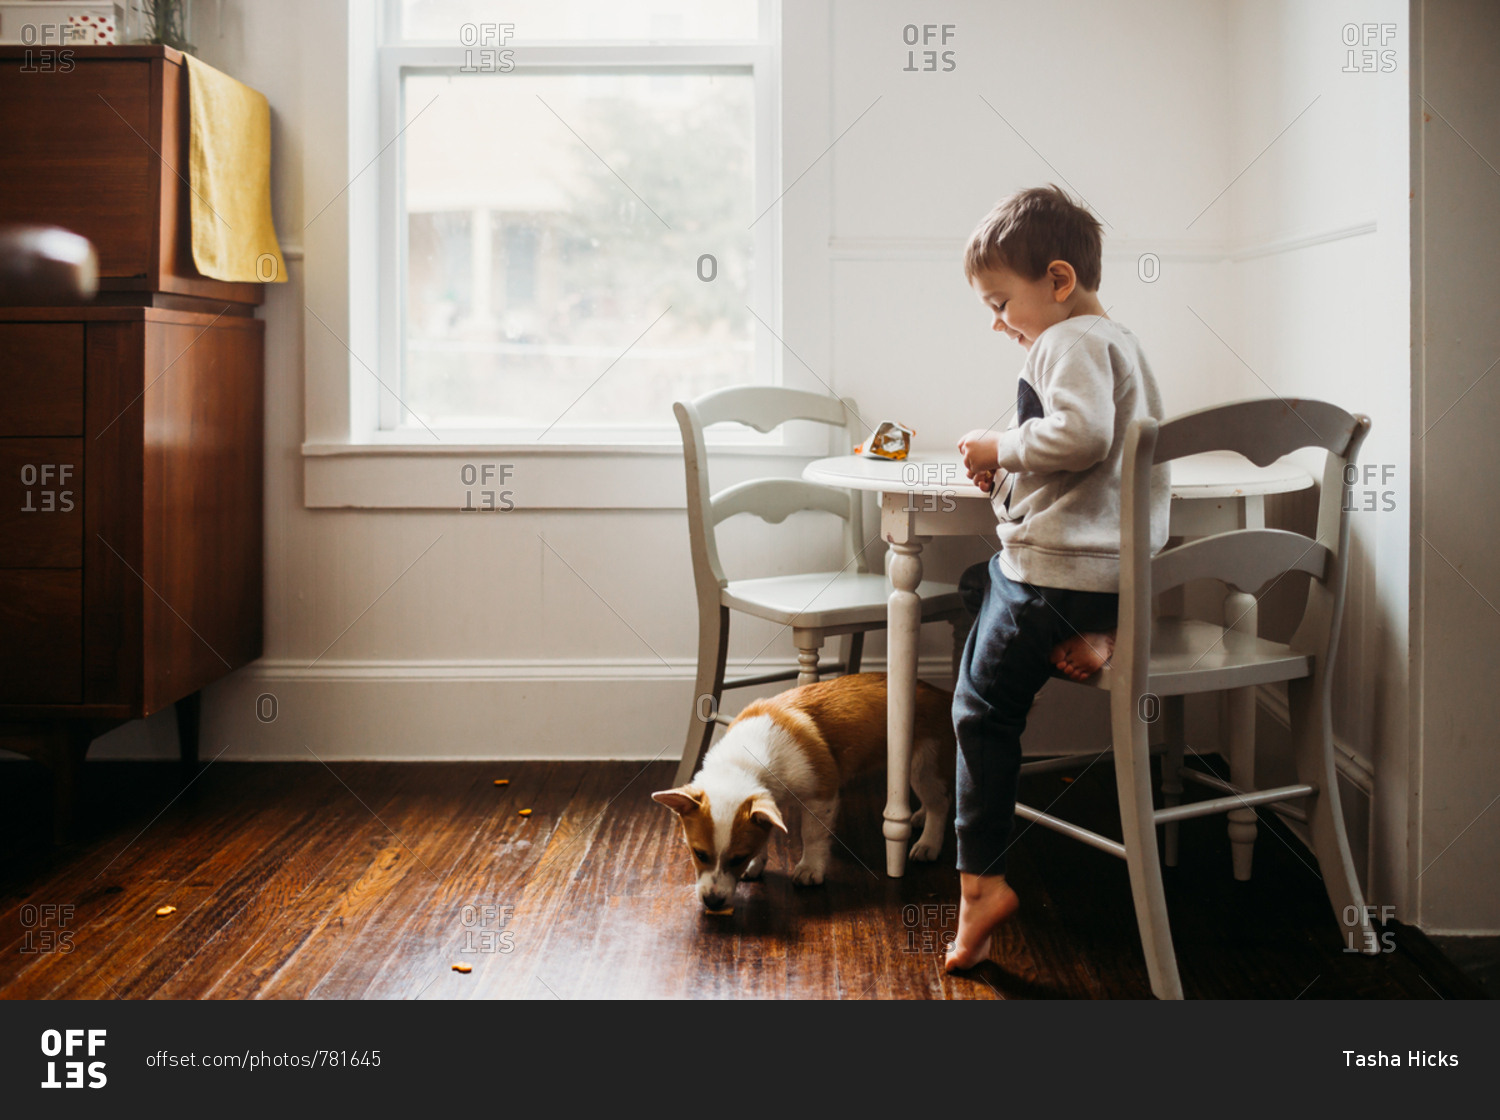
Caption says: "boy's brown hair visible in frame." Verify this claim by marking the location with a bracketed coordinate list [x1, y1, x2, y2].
[964, 184, 1103, 292]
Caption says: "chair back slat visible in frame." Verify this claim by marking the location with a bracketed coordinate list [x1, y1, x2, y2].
[1117, 402, 1372, 715]
[1152, 529, 1329, 596]
[692, 385, 856, 433]
[1155, 398, 1360, 466]
[674, 388, 865, 595]
[711, 478, 853, 527]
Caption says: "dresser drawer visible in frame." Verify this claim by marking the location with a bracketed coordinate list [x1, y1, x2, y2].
[0, 324, 84, 436]
[0, 438, 82, 567]
[0, 570, 82, 703]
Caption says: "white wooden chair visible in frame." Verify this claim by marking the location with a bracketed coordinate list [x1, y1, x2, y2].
[1017, 398, 1377, 999]
[674, 386, 965, 785]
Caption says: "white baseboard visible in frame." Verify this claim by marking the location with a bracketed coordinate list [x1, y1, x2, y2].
[87, 656, 964, 762]
[84, 653, 1115, 763]
[1255, 683, 1374, 794]
[248, 654, 957, 683]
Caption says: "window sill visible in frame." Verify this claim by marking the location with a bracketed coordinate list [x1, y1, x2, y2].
[301, 440, 824, 510]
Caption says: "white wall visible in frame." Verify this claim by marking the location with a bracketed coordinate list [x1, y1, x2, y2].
[1221, 0, 1412, 911]
[94, 0, 1239, 767]
[1409, 0, 1500, 934]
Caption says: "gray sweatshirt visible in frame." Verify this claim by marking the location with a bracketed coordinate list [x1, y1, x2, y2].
[989, 315, 1170, 593]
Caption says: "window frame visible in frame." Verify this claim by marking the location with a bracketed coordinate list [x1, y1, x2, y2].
[372, 2, 783, 447]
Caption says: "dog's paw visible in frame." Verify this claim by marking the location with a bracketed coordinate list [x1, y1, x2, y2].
[791, 860, 826, 886]
[742, 855, 766, 880]
[908, 837, 942, 862]
[910, 807, 927, 830]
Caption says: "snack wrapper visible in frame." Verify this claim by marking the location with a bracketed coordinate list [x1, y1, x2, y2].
[854, 421, 914, 461]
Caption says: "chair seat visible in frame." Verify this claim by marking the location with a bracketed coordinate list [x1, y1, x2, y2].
[1085, 617, 1311, 696]
[723, 572, 962, 630]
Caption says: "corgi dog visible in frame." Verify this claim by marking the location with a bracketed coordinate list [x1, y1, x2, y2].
[653, 673, 956, 911]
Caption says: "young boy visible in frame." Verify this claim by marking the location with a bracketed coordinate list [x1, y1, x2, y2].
[944, 184, 1171, 971]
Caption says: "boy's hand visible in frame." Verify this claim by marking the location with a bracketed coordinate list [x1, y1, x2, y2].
[958, 429, 1001, 482]
[970, 470, 995, 494]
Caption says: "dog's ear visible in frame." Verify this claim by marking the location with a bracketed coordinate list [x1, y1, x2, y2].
[652, 787, 704, 817]
[748, 796, 787, 835]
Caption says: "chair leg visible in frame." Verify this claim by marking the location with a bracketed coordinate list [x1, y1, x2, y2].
[1226, 684, 1258, 880]
[841, 631, 865, 676]
[676, 606, 729, 787]
[1288, 674, 1373, 952]
[795, 633, 823, 686]
[1161, 695, 1185, 868]
[1112, 690, 1184, 999]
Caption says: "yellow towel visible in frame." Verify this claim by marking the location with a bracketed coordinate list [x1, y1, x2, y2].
[184, 54, 287, 284]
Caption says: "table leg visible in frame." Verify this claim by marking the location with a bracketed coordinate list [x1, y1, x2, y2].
[885, 539, 923, 878]
[1224, 495, 1264, 881]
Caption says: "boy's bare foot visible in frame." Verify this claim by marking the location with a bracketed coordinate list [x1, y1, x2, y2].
[944, 872, 1020, 972]
[1051, 630, 1115, 681]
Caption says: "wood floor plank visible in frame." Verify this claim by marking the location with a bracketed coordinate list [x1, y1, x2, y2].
[253, 766, 495, 1000]
[139, 767, 390, 998]
[307, 763, 535, 1000]
[470, 762, 652, 1000]
[57, 770, 354, 1000]
[200, 764, 432, 1000]
[0, 759, 1484, 1000]
[0, 764, 295, 997]
[360, 763, 586, 1001]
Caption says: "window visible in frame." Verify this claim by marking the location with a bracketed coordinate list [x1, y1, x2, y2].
[377, 0, 778, 444]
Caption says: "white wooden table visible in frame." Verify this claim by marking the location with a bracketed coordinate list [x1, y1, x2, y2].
[803, 450, 1314, 878]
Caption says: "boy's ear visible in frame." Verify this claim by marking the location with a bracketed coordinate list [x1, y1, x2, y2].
[1047, 259, 1077, 302]
[652, 787, 705, 817]
[748, 795, 787, 834]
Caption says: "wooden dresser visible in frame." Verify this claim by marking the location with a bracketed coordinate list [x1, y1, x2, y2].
[0, 46, 266, 836]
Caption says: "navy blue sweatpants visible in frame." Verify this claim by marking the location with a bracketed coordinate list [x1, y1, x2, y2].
[953, 554, 1120, 875]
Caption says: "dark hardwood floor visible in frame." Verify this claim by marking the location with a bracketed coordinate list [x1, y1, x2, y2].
[0, 756, 1483, 999]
